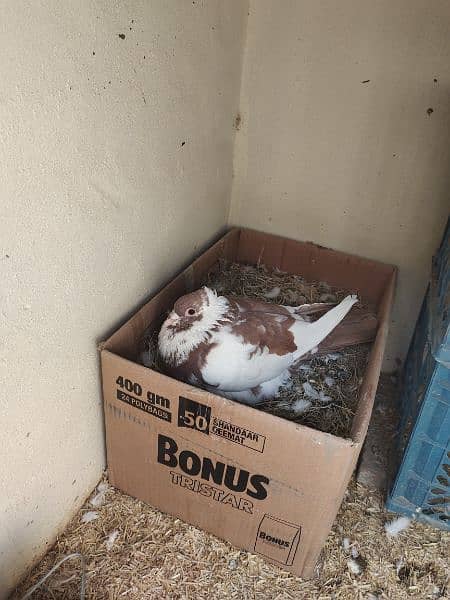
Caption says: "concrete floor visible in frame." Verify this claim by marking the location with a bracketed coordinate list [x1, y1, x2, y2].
[356, 374, 400, 491]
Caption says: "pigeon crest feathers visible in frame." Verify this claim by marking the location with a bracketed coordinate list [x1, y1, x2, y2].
[158, 287, 230, 365]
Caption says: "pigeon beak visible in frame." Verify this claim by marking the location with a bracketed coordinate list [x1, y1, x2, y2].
[166, 311, 179, 325]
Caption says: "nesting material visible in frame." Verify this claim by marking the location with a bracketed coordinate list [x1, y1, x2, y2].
[207, 260, 351, 305]
[257, 344, 369, 438]
[141, 260, 371, 439]
[13, 472, 450, 600]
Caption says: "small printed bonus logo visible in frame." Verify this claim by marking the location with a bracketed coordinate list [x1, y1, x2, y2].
[178, 396, 211, 435]
[254, 514, 301, 566]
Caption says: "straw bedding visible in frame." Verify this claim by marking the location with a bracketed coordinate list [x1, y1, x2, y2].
[13, 461, 449, 599]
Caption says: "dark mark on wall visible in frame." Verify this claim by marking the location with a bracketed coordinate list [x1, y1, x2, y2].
[118, 33, 126, 40]
[361, 80, 370, 84]
[433, 77, 438, 83]
[234, 113, 242, 130]
[5, 254, 10, 258]
[181, 141, 186, 147]
[92, 51, 95, 56]
[427, 107, 434, 116]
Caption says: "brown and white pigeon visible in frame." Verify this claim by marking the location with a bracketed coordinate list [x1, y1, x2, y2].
[158, 287, 358, 404]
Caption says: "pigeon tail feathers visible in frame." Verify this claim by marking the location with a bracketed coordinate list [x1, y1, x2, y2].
[301, 295, 358, 351]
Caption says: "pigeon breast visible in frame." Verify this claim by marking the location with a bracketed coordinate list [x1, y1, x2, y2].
[199, 304, 299, 392]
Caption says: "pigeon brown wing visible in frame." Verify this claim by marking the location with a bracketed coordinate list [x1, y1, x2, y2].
[228, 310, 298, 356]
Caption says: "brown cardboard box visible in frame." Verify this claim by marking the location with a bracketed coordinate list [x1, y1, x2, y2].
[100, 228, 396, 578]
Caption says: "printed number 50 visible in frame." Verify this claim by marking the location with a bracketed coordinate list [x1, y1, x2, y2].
[182, 411, 208, 431]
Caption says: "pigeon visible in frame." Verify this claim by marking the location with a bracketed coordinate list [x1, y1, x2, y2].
[158, 287, 358, 404]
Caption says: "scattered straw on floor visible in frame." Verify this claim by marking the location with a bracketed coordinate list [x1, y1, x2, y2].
[141, 260, 372, 439]
[13, 472, 450, 599]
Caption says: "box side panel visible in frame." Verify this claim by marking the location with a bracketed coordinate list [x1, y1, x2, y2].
[301, 450, 358, 578]
[101, 349, 356, 579]
[301, 275, 397, 572]
[102, 228, 241, 359]
[237, 228, 395, 306]
[351, 270, 396, 443]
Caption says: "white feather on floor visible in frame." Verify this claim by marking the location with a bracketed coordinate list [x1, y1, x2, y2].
[385, 516, 411, 538]
[90, 481, 109, 508]
[106, 530, 119, 550]
[347, 558, 362, 575]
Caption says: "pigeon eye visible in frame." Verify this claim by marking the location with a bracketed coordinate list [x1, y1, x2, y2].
[186, 308, 196, 316]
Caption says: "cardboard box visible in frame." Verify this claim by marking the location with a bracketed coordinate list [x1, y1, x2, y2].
[100, 228, 396, 578]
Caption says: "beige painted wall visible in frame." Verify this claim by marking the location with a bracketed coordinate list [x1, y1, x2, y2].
[230, 0, 450, 367]
[0, 1, 247, 595]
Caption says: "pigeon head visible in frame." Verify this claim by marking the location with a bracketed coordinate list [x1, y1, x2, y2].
[172, 288, 207, 322]
[158, 287, 230, 365]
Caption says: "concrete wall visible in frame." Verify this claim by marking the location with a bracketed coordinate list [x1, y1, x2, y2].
[230, 0, 450, 367]
[0, 1, 247, 595]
